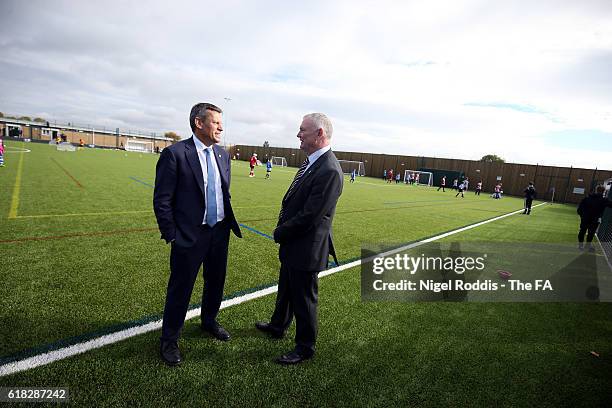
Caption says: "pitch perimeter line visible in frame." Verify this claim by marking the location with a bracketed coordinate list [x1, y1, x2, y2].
[127, 177, 279, 211]
[8, 149, 25, 219]
[50, 157, 83, 189]
[0, 202, 546, 377]
[15, 210, 151, 219]
[129, 176, 155, 189]
[0, 227, 158, 244]
[0, 224, 275, 244]
[3, 147, 31, 153]
[240, 197, 505, 224]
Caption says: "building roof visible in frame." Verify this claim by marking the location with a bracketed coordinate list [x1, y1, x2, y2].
[0, 117, 173, 142]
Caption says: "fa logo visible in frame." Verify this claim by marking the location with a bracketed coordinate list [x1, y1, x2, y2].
[535, 280, 553, 291]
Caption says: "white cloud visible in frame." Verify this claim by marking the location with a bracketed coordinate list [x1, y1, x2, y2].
[0, 0, 611, 169]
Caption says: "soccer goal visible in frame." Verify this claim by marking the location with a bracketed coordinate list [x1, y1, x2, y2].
[404, 170, 433, 186]
[338, 160, 365, 176]
[271, 156, 287, 167]
[125, 140, 153, 153]
[56, 142, 76, 152]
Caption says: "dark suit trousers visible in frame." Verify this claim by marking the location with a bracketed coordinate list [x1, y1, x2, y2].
[161, 221, 230, 342]
[578, 220, 599, 244]
[270, 263, 319, 356]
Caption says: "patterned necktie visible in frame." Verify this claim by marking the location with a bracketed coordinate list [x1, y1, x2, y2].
[279, 158, 309, 221]
[205, 148, 217, 227]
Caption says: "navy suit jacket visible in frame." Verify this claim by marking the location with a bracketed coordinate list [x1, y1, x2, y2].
[153, 137, 242, 247]
[274, 150, 343, 272]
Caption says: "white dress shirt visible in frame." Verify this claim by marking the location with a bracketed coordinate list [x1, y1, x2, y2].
[192, 135, 225, 224]
[306, 145, 331, 171]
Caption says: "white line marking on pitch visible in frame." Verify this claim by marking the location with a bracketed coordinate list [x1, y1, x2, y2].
[3, 147, 31, 153]
[0, 203, 546, 377]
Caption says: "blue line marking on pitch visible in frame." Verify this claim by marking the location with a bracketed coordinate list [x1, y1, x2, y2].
[239, 223, 274, 240]
[128, 176, 155, 189]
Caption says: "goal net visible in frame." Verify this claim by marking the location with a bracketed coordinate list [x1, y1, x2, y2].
[404, 170, 433, 186]
[125, 140, 153, 153]
[56, 142, 76, 152]
[598, 179, 612, 267]
[271, 156, 287, 167]
[338, 160, 365, 176]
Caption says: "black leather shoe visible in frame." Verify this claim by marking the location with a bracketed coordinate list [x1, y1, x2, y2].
[255, 321, 285, 339]
[275, 350, 313, 365]
[160, 340, 181, 366]
[202, 323, 231, 341]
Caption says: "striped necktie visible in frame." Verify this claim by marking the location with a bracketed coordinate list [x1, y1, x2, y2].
[279, 158, 309, 221]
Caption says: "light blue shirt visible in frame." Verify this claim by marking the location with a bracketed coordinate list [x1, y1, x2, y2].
[192, 135, 225, 224]
[306, 145, 331, 171]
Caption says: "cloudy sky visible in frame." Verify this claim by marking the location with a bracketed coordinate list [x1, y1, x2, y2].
[1, 0, 611, 168]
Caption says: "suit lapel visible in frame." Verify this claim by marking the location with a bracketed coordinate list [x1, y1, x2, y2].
[185, 137, 206, 198]
[283, 150, 330, 203]
[212, 144, 229, 189]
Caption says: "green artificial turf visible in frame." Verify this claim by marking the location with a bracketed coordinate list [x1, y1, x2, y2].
[0, 140, 610, 407]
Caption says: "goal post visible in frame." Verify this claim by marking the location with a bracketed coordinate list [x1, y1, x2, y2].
[404, 170, 433, 186]
[271, 156, 287, 167]
[338, 160, 365, 176]
[125, 140, 153, 153]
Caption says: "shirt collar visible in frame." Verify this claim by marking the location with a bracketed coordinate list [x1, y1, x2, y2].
[307, 145, 331, 165]
[192, 134, 213, 152]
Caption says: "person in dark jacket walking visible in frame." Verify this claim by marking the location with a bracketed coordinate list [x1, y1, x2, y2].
[577, 185, 612, 251]
[523, 182, 536, 214]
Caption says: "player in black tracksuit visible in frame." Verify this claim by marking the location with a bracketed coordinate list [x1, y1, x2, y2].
[577, 185, 612, 251]
[523, 182, 536, 214]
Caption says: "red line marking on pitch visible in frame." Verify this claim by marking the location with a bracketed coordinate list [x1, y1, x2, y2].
[0, 227, 158, 244]
[50, 157, 84, 189]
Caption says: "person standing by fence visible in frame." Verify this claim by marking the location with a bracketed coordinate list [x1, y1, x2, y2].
[577, 185, 612, 252]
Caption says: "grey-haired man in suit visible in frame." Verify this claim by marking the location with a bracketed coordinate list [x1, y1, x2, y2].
[256, 113, 344, 364]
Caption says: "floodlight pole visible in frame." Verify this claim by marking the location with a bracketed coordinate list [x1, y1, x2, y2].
[224, 97, 231, 150]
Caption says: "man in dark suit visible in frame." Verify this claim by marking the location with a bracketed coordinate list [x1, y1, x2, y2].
[577, 185, 612, 252]
[154, 102, 242, 366]
[256, 113, 343, 364]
